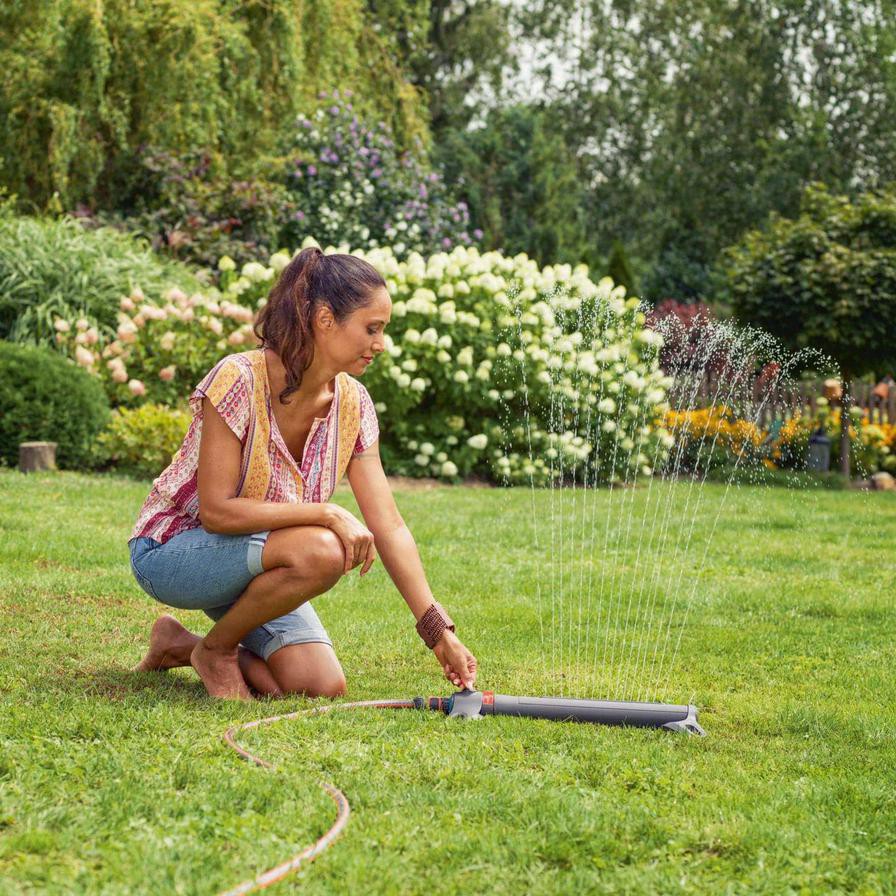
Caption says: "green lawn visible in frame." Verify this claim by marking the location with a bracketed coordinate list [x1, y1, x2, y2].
[0, 469, 894, 894]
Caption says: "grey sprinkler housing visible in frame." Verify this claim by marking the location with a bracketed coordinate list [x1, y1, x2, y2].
[415, 689, 706, 735]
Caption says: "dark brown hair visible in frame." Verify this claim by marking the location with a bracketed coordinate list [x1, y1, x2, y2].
[253, 246, 387, 404]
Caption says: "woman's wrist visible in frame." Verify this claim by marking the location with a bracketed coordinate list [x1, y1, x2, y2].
[320, 503, 339, 529]
[416, 601, 455, 649]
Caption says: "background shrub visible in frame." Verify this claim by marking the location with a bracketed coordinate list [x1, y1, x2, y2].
[0, 211, 201, 347]
[0, 341, 110, 469]
[281, 95, 481, 260]
[94, 403, 191, 479]
[75, 146, 298, 272]
[54, 236, 672, 484]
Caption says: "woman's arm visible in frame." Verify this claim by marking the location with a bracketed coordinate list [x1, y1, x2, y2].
[345, 441, 433, 621]
[197, 396, 332, 535]
[346, 441, 478, 690]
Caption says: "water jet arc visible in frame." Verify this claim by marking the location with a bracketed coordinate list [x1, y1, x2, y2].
[419, 689, 706, 735]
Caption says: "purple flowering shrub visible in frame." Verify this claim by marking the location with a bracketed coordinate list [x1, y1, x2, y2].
[282, 89, 483, 259]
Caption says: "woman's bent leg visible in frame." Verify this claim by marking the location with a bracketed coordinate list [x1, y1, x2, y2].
[192, 527, 344, 699]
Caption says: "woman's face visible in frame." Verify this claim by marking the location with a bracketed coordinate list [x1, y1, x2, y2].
[317, 287, 392, 376]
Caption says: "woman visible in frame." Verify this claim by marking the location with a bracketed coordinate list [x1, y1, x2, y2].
[128, 246, 478, 700]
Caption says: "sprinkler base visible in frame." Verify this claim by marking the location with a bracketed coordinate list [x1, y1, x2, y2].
[418, 689, 706, 735]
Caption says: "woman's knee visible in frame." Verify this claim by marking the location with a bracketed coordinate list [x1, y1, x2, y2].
[263, 525, 345, 586]
[267, 643, 346, 698]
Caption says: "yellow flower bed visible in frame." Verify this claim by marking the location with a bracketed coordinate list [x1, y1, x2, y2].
[664, 405, 764, 457]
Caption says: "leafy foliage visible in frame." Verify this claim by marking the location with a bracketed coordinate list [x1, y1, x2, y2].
[0, 210, 200, 347]
[95, 403, 191, 479]
[0, 340, 109, 469]
[721, 182, 896, 378]
[0, 0, 431, 210]
[76, 146, 298, 272]
[435, 104, 592, 271]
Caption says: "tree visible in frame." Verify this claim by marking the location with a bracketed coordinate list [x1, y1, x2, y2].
[0, 0, 431, 210]
[721, 181, 896, 474]
[552, 0, 896, 299]
[434, 104, 595, 270]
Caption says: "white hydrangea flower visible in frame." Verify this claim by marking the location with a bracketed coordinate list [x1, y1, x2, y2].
[436, 350, 451, 364]
[467, 434, 488, 450]
[398, 373, 411, 388]
[411, 378, 426, 392]
[420, 442, 435, 456]
[415, 453, 429, 466]
[598, 397, 616, 415]
[441, 460, 458, 477]
[453, 370, 469, 384]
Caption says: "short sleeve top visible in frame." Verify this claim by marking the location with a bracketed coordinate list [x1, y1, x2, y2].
[129, 348, 379, 545]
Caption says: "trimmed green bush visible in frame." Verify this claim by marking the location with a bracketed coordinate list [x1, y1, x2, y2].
[95, 403, 191, 479]
[0, 210, 201, 347]
[0, 341, 110, 469]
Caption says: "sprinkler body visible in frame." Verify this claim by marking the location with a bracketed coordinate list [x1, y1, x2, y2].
[416, 690, 705, 735]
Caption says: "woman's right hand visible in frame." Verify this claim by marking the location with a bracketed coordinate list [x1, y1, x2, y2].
[324, 504, 377, 576]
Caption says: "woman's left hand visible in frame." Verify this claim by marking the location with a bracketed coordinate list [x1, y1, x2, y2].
[432, 630, 478, 690]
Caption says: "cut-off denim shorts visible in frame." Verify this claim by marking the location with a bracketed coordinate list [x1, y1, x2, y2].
[128, 526, 333, 662]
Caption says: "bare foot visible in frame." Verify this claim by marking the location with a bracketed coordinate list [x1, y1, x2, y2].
[134, 614, 199, 672]
[191, 640, 252, 700]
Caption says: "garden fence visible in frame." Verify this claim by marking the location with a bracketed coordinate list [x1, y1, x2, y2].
[688, 376, 896, 428]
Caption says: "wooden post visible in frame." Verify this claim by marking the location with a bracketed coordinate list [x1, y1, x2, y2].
[18, 442, 57, 473]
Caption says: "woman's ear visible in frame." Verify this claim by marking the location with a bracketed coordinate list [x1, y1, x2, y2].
[314, 303, 335, 332]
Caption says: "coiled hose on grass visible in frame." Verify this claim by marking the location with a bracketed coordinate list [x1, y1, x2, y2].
[219, 699, 417, 896]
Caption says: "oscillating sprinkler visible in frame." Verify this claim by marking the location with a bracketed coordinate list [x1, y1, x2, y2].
[415, 689, 706, 735]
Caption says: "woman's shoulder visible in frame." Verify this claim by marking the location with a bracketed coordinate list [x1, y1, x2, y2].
[203, 349, 262, 382]
[339, 372, 374, 403]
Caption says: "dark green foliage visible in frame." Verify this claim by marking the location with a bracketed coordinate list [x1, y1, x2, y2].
[721, 182, 896, 378]
[436, 104, 594, 270]
[0, 341, 109, 469]
[79, 146, 297, 271]
[606, 240, 635, 294]
[0, 211, 200, 347]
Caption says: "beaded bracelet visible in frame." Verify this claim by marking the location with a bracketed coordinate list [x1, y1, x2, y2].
[415, 601, 456, 649]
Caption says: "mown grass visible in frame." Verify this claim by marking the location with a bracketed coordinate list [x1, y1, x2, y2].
[0, 469, 894, 895]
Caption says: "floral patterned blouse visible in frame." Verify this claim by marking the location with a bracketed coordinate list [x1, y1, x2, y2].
[129, 347, 379, 545]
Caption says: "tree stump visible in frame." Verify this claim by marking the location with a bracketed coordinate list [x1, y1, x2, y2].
[18, 441, 58, 473]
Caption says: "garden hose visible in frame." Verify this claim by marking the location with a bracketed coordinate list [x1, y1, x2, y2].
[219, 690, 704, 894]
[220, 698, 417, 896]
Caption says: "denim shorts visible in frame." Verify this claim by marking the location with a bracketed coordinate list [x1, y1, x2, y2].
[128, 526, 333, 661]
